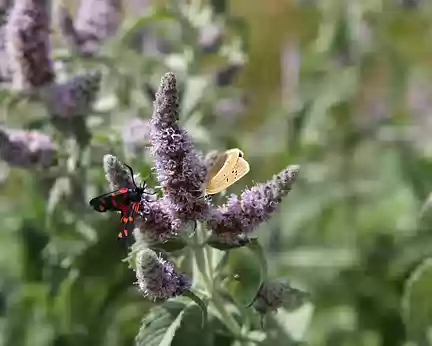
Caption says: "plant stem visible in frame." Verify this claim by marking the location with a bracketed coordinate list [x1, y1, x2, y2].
[192, 222, 243, 337]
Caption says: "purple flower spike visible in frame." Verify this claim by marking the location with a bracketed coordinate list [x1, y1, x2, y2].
[135, 249, 191, 301]
[6, 0, 55, 91]
[207, 165, 300, 238]
[0, 127, 56, 168]
[135, 199, 181, 242]
[149, 72, 210, 224]
[103, 154, 135, 190]
[42, 71, 101, 118]
[74, 0, 122, 56]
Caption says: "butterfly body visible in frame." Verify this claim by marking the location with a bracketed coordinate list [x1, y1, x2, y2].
[89, 164, 153, 241]
[205, 148, 250, 195]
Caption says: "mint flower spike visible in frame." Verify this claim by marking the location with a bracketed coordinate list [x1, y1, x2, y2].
[136, 198, 181, 242]
[6, 0, 55, 92]
[74, 0, 122, 56]
[135, 248, 191, 301]
[253, 278, 309, 314]
[103, 154, 135, 190]
[207, 165, 300, 239]
[149, 72, 210, 224]
[0, 127, 56, 168]
[41, 71, 101, 119]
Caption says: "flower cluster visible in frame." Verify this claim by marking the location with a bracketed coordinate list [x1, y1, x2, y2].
[149, 72, 210, 225]
[207, 165, 300, 241]
[100, 72, 300, 302]
[101, 72, 300, 245]
[57, 0, 122, 57]
[41, 71, 102, 119]
[0, 127, 56, 168]
[5, 0, 55, 91]
[102, 155, 180, 241]
[135, 249, 191, 301]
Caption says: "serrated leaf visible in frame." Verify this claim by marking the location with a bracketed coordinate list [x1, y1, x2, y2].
[225, 240, 266, 306]
[135, 301, 188, 346]
[402, 257, 432, 343]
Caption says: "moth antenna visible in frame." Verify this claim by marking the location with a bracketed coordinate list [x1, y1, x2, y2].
[123, 163, 138, 188]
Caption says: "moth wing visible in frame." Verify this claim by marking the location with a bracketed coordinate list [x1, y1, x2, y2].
[206, 157, 250, 195]
[118, 202, 140, 240]
[89, 188, 129, 212]
[206, 148, 243, 192]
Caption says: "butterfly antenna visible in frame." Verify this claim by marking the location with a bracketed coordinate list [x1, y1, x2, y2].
[123, 163, 138, 188]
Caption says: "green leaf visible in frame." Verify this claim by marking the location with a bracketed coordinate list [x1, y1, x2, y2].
[172, 303, 214, 346]
[206, 234, 254, 250]
[135, 301, 189, 346]
[225, 240, 266, 306]
[148, 237, 188, 253]
[183, 291, 208, 327]
[247, 239, 268, 279]
[402, 257, 432, 344]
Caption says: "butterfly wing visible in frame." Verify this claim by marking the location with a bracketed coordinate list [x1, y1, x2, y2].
[89, 188, 130, 213]
[206, 148, 243, 194]
[206, 156, 250, 195]
[118, 202, 140, 240]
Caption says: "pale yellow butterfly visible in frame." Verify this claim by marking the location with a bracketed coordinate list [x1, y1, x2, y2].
[205, 148, 250, 195]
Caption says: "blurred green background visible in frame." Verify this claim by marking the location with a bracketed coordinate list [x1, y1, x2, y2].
[1, 0, 432, 345]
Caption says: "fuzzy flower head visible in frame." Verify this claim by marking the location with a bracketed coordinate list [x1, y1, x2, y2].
[254, 278, 309, 314]
[0, 26, 11, 83]
[135, 249, 191, 301]
[207, 165, 300, 239]
[103, 154, 180, 241]
[136, 198, 181, 242]
[6, 0, 55, 91]
[103, 154, 135, 190]
[74, 0, 122, 56]
[149, 72, 210, 223]
[42, 71, 101, 118]
[0, 127, 56, 168]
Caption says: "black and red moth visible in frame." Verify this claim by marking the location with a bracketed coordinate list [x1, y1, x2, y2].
[89, 164, 151, 240]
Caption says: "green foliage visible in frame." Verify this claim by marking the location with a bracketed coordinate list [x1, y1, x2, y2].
[402, 258, 432, 344]
[2, 0, 432, 345]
